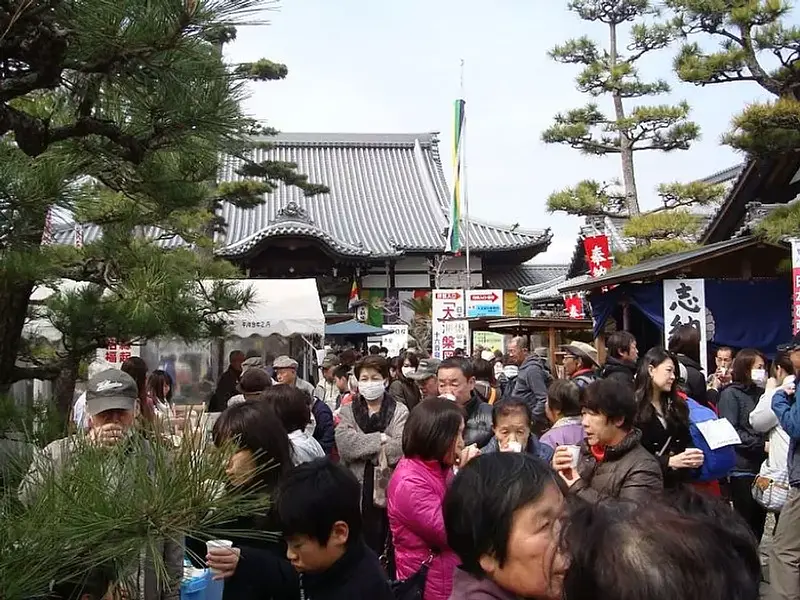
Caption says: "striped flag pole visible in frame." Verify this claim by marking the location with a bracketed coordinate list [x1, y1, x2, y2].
[446, 98, 465, 254]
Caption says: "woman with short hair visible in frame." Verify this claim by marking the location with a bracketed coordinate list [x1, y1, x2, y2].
[443, 452, 566, 600]
[387, 398, 470, 600]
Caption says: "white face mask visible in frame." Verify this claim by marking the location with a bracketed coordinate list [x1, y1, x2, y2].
[401, 366, 415, 378]
[359, 380, 386, 401]
[751, 368, 767, 385]
[503, 365, 519, 378]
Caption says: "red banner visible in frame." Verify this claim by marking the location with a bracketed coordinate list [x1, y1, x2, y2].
[564, 295, 584, 320]
[793, 241, 800, 333]
[584, 235, 612, 278]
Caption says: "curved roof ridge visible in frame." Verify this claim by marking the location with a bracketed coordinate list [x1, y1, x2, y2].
[250, 132, 439, 147]
[469, 216, 548, 239]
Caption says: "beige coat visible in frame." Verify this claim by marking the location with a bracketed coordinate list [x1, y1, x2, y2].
[335, 400, 408, 491]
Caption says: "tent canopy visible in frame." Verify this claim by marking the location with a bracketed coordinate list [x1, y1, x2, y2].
[325, 320, 391, 337]
[25, 278, 326, 341]
[211, 278, 325, 338]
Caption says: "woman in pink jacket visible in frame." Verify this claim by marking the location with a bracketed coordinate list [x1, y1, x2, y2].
[388, 398, 477, 600]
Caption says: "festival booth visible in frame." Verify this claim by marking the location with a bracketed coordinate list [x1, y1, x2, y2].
[560, 236, 791, 371]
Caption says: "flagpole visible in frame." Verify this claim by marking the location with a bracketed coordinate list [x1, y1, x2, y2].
[460, 60, 471, 292]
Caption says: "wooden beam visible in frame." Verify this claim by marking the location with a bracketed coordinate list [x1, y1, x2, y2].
[548, 327, 557, 374]
[596, 334, 607, 365]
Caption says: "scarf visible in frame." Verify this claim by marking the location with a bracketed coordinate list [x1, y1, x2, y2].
[351, 393, 396, 434]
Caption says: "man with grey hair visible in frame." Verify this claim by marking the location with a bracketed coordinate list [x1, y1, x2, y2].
[506, 336, 552, 429]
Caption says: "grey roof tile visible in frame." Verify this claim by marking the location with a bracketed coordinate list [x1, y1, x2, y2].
[55, 133, 550, 258]
[484, 264, 569, 290]
[519, 274, 591, 304]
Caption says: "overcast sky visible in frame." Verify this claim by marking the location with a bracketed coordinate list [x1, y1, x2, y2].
[224, 0, 780, 264]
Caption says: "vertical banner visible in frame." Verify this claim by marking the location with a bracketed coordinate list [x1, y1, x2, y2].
[446, 99, 466, 254]
[432, 289, 465, 359]
[503, 290, 518, 316]
[583, 235, 612, 278]
[792, 240, 800, 334]
[663, 279, 708, 374]
[564, 295, 584, 319]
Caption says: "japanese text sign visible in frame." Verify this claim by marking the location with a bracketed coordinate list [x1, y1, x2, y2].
[583, 235, 612, 278]
[466, 290, 503, 317]
[432, 289, 467, 360]
[564, 295, 584, 320]
[662, 279, 708, 374]
[792, 240, 800, 334]
[97, 339, 139, 366]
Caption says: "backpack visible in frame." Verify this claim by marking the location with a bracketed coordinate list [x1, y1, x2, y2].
[686, 398, 736, 482]
[572, 372, 597, 389]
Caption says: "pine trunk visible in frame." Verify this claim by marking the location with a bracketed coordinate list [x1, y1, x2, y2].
[0, 281, 36, 394]
[53, 358, 80, 423]
[609, 21, 640, 216]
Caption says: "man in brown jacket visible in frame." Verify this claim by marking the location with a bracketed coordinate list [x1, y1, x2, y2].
[553, 379, 663, 502]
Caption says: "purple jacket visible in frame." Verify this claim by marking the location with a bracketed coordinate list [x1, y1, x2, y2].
[388, 457, 459, 600]
[539, 416, 584, 449]
[448, 568, 517, 600]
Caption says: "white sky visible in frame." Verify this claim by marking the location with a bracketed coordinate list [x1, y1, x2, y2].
[224, 0, 781, 264]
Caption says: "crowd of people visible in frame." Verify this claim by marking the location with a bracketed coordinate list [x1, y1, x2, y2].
[34, 324, 800, 600]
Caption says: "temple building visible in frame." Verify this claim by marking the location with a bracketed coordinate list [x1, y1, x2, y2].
[56, 132, 553, 324]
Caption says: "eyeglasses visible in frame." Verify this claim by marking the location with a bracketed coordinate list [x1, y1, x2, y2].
[777, 343, 800, 353]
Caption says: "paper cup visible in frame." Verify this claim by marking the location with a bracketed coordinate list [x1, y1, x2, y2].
[505, 441, 522, 453]
[206, 539, 233, 552]
[565, 445, 581, 469]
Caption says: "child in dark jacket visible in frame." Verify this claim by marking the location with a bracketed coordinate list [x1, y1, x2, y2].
[276, 458, 393, 600]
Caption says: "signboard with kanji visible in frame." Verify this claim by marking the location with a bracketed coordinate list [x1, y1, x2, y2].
[97, 339, 140, 367]
[662, 279, 708, 374]
[432, 289, 467, 360]
[583, 235, 612, 278]
[564, 295, 584, 320]
[792, 240, 800, 334]
[466, 290, 503, 317]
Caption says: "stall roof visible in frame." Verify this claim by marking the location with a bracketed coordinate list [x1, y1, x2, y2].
[325, 320, 391, 336]
[467, 316, 594, 333]
[559, 236, 770, 294]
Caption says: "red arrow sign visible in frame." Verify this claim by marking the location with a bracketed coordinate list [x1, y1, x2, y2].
[469, 292, 499, 303]
[435, 291, 462, 300]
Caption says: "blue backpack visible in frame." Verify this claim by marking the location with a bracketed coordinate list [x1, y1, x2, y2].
[686, 398, 736, 482]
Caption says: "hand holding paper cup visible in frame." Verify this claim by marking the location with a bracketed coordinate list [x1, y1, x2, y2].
[206, 539, 236, 578]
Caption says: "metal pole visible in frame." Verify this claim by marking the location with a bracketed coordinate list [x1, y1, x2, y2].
[460, 60, 471, 292]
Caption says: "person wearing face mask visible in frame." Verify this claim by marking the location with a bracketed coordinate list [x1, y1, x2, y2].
[718, 348, 769, 543]
[388, 353, 422, 411]
[334, 355, 409, 557]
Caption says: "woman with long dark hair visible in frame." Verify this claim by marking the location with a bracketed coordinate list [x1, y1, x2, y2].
[718, 348, 768, 543]
[388, 352, 421, 410]
[147, 369, 174, 422]
[121, 356, 153, 423]
[668, 325, 710, 407]
[635, 347, 704, 490]
[187, 401, 297, 600]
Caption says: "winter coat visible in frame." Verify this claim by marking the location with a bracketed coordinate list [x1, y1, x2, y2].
[387, 457, 459, 600]
[311, 398, 336, 454]
[751, 383, 791, 472]
[570, 429, 663, 502]
[473, 380, 499, 405]
[334, 396, 408, 490]
[675, 355, 709, 408]
[772, 389, 800, 487]
[209, 367, 240, 412]
[19, 433, 183, 600]
[637, 408, 694, 489]
[539, 416, 584, 449]
[601, 357, 637, 388]
[718, 383, 767, 475]
[388, 378, 422, 412]
[462, 393, 494, 448]
[511, 354, 552, 420]
[299, 539, 393, 600]
[480, 435, 554, 463]
[448, 567, 518, 600]
[288, 429, 326, 466]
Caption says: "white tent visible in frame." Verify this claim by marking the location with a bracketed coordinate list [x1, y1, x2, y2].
[208, 278, 325, 339]
[25, 278, 326, 341]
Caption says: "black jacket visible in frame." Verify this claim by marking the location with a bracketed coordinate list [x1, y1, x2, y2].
[636, 409, 693, 490]
[601, 357, 637, 388]
[718, 383, 767, 474]
[311, 398, 336, 455]
[463, 392, 494, 448]
[209, 368, 240, 412]
[187, 512, 298, 600]
[300, 540, 392, 600]
[512, 354, 552, 420]
[676, 355, 709, 408]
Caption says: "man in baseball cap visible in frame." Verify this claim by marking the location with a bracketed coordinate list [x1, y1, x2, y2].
[408, 357, 441, 399]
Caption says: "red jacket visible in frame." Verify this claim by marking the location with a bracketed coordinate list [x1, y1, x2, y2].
[387, 457, 458, 600]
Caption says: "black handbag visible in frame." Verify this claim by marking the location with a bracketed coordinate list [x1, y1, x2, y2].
[390, 554, 434, 600]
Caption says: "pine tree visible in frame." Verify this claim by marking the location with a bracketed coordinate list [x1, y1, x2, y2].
[667, 0, 800, 240]
[0, 0, 326, 417]
[543, 0, 701, 218]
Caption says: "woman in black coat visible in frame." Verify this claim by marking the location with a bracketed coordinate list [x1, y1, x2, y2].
[717, 349, 768, 543]
[668, 325, 710, 408]
[187, 401, 299, 600]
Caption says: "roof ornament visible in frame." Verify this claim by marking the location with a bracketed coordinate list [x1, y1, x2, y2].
[274, 201, 313, 224]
